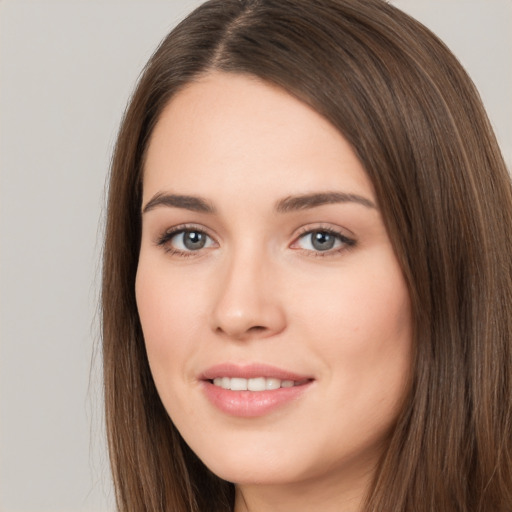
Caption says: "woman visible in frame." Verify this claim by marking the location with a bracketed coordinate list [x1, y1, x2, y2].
[102, 0, 512, 510]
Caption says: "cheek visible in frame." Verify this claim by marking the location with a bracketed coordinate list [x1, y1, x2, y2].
[294, 252, 411, 349]
[135, 264, 207, 425]
[292, 250, 412, 410]
[136, 259, 208, 335]
[136, 269, 169, 349]
[135, 266, 196, 380]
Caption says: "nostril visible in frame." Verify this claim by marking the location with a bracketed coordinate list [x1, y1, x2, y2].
[215, 324, 269, 339]
[249, 326, 266, 332]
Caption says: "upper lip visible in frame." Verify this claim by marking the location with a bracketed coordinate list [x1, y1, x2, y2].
[199, 363, 312, 382]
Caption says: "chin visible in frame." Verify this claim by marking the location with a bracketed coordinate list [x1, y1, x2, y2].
[203, 457, 305, 486]
[184, 432, 307, 485]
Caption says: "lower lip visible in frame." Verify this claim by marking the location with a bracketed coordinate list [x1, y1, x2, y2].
[201, 380, 312, 417]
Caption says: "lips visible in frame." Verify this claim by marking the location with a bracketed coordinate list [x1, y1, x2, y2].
[200, 362, 311, 381]
[199, 363, 314, 417]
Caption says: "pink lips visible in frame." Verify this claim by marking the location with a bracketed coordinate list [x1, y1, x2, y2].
[200, 363, 313, 418]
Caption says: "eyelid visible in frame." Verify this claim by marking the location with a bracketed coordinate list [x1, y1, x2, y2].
[290, 224, 356, 255]
[155, 223, 218, 253]
[153, 222, 356, 257]
[293, 223, 355, 239]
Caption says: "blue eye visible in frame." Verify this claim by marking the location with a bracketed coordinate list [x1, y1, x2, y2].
[295, 229, 355, 253]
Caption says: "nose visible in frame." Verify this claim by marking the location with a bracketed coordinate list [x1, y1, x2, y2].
[210, 250, 286, 341]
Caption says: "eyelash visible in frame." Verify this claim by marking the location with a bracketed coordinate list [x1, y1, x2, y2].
[155, 224, 356, 258]
[156, 224, 215, 257]
[292, 225, 356, 257]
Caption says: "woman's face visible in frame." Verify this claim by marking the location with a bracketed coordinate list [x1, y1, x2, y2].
[136, 72, 412, 501]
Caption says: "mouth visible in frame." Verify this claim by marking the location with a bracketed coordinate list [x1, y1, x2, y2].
[210, 376, 310, 391]
[199, 364, 314, 417]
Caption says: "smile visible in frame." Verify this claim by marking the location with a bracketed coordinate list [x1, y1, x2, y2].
[200, 364, 314, 417]
[212, 377, 304, 391]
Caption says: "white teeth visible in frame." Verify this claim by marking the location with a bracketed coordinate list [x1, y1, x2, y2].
[266, 378, 281, 390]
[212, 377, 299, 391]
[230, 377, 248, 391]
[247, 377, 266, 391]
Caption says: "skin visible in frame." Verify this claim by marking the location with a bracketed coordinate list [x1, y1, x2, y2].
[136, 72, 412, 512]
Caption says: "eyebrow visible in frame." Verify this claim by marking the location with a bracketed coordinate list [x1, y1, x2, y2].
[142, 192, 216, 214]
[142, 190, 376, 215]
[275, 192, 376, 212]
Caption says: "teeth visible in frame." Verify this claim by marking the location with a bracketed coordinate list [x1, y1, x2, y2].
[212, 377, 299, 391]
[266, 378, 280, 390]
[247, 377, 265, 391]
[230, 377, 247, 391]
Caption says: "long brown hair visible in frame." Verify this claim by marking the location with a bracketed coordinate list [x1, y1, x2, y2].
[102, 0, 512, 510]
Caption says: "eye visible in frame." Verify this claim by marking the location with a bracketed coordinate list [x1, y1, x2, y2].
[157, 227, 216, 254]
[292, 228, 355, 254]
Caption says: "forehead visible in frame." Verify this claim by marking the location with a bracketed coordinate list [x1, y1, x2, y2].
[142, 72, 374, 204]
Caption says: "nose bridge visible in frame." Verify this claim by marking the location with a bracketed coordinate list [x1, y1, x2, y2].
[211, 241, 285, 339]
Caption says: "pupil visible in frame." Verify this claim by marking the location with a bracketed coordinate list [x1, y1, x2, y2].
[184, 231, 206, 250]
[312, 231, 335, 251]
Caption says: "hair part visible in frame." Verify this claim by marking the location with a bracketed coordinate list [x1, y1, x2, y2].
[102, 1, 512, 510]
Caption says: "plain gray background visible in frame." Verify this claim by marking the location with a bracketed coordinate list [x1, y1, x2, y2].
[0, 1, 510, 511]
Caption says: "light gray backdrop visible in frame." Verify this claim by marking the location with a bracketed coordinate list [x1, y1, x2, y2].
[0, 1, 510, 511]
